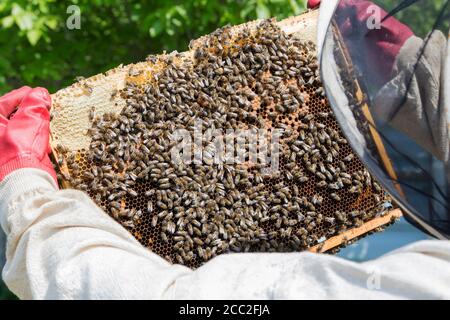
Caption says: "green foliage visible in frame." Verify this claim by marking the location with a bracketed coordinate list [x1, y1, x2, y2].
[0, 280, 16, 300]
[1, 0, 445, 96]
[0, 0, 307, 95]
[377, 0, 449, 37]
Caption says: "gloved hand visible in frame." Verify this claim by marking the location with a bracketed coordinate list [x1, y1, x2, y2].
[307, 0, 321, 9]
[0, 86, 58, 184]
[308, 0, 414, 85]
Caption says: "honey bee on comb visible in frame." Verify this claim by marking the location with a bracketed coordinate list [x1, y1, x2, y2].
[51, 17, 396, 269]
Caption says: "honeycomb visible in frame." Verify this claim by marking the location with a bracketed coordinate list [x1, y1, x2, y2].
[50, 12, 398, 269]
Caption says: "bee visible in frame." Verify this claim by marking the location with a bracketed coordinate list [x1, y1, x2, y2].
[339, 172, 351, 179]
[324, 217, 335, 225]
[193, 237, 204, 246]
[121, 220, 135, 228]
[126, 208, 137, 219]
[315, 172, 326, 180]
[324, 170, 334, 181]
[151, 215, 158, 227]
[110, 89, 119, 101]
[88, 106, 96, 121]
[328, 183, 340, 190]
[197, 246, 205, 259]
[128, 67, 142, 77]
[316, 122, 326, 129]
[373, 194, 381, 203]
[349, 185, 362, 194]
[173, 235, 184, 242]
[56, 144, 69, 154]
[318, 112, 329, 119]
[82, 84, 93, 96]
[167, 221, 176, 234]
[57, 156, 65, 167]
[83, 171, 94, 180]
[128, 189, 138, 197]
[335, 211, 347, 222]
[175, 254, 184, 265]
[316, 181, 327, 188]
[306, 221, 316, 232]
[342, 178, 352, 185]
[350, 210, 361, 218]
[330, 193, 341, 201]
[343, 154, 354, 162]
[306, 163, 317, 174]
[373, 181, 382, 192]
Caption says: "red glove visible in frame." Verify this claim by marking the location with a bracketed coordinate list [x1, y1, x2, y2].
[308, 0, 414, 85]
[307, 0, 321, 9]
[0, 86, 58, 185]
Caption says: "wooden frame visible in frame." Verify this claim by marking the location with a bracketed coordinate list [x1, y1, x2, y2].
[49, 10, 403, 256]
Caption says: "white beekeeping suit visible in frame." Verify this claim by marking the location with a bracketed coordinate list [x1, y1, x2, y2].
[1, 0, 450, 299]
[0, 229, 5, 271]
[1, 170, 450, 299]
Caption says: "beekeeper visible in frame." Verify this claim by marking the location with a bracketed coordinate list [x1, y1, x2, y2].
[0, 0, 449, 299]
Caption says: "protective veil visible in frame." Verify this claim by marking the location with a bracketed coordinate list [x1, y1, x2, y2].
[318, 0, 450, 239]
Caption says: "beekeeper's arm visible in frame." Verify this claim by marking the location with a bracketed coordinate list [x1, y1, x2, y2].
[314, 0, 450, 162]
[374, 31, 449, 162]
[1, 88, 450, 300]
[1, 168, 450, 299]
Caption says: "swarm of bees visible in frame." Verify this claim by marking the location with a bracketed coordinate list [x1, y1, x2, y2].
[56, 20, 392, 268]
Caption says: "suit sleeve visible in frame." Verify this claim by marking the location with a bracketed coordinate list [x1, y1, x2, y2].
[2, 169, 450, 299]
[373, 32, 449, 163]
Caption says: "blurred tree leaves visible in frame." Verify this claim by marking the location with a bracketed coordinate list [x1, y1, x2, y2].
[0, 280, 17, 300]
[0, 0, 447, 95]
[0, 0, 307, 95]
[377, 0, 449, 38]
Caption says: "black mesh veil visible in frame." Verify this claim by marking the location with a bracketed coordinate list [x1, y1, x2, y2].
[320, 0, 450, 239]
